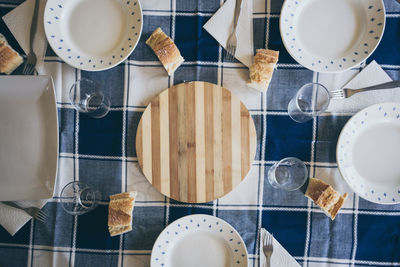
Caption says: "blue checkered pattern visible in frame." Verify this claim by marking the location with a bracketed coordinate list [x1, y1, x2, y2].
[1, 0, 400, 266]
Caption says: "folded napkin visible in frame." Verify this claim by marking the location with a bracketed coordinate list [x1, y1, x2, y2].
[0, 200, 47, 236]
[203, 0, 253, 67]
[2, 0, 48, 74]
[259, 228, 301, 267]
[327, 61, 396, 113]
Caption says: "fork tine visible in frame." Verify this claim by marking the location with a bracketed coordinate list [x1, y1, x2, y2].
[225, 48, 232, 62]
[332, 93, 344, 97]
[268, 233, 273, 245]
[228, 51, 233, 61]
[226, 47, 231, 58]
[329, 90, 345, 99]
[35, 215, 45, 223]
[227, 46, 235, 60]
[229, 48, 236, 60]
[37, 212, 47, 221]
[36, 214, 45, 222]
[22, 63, 28, 75]
[224, 50, 229, 61]
[231, 48, 236, 58]
[39, 214, 47, 222]
[23, 64, 32, 75]
[28, 65, 34, 75]
[24, 65, 30, 75]
[27, 65, 34, 75]
[38, 210, 47, 219]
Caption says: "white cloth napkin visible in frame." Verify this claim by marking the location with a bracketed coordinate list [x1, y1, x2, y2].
[2, 0, 48, 74]
[0, 200, 47, 236]
[259, 228, 300, 267]
[327, 61, 396, 113]
[203, 0, 253, 67]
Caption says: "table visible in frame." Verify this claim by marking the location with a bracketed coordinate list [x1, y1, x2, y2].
[0, 0, 400, 266]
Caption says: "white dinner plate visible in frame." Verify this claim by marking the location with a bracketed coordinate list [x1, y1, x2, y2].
[44, 0, 142, 71]
[151, 214, 248, 267]
[337, 103, 400, 204]
[280, 0, 385, 73]
[0, 76, 58, 201]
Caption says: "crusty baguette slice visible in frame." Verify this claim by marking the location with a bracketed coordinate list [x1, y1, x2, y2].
[305, 178, 347, 220]
[146, 27, 184, 75]
[109, 225, 132, 237]
[108, 191, 137, 236]
[0, 40, 23, 75]
[247, 49, 279, 92]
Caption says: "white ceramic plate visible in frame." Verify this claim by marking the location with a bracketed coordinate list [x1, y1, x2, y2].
[44, 0, 142, 71]
[0, 76, 58, 201]
[337, 103, 400, 204]
[280, 0, 385, 73]
[151, 214, 248, 267]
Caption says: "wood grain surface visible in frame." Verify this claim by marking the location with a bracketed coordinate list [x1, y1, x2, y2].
[136, 82, 257, 203]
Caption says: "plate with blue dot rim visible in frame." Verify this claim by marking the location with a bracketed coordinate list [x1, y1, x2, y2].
[280, 0, 385, 73]
[44, 0, 142, 71]
[337, 102, 400, 204]
[150, 214, 248, 267]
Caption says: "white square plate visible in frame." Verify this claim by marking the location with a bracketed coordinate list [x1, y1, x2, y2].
[0, 76, 58, 201]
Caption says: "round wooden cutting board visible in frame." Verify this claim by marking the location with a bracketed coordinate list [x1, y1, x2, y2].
[136, 81, 257, 203]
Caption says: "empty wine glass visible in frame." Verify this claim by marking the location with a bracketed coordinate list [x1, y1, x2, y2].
[268, 157, 308, 191]
[60, 181, 101, 215]
[288, 83, 330, 123]
[69, 78, 110, 118]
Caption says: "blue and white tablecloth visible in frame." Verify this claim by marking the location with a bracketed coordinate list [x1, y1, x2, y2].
[1, 0, 400, 266]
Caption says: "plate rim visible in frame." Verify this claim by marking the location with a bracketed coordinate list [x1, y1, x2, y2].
[43, 0, 143, 71]
[150, 214, 249, 267]
[279, 0, 386, 73]
[0, 75, 59, 201]
[47, 75, 59, 199]
[336, 102, 400, 204]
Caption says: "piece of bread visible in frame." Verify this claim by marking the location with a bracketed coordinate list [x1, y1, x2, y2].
[0, 40, 23, 74]
[305, 178, 348, 220]
[108, 191, 137, 236]
[247, 49, 279, 92]
[146, 27, 184, 75]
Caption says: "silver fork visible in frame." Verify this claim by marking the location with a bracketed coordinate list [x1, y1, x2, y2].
[2, 201, 47, 223]
[22, 0, 39, 75]
[262, 233, 274, 267]
[329, 80, 400, 100]
[225, 0, 243, 61]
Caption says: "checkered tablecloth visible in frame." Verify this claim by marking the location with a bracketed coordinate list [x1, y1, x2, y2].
[1, 0, 400, 266]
